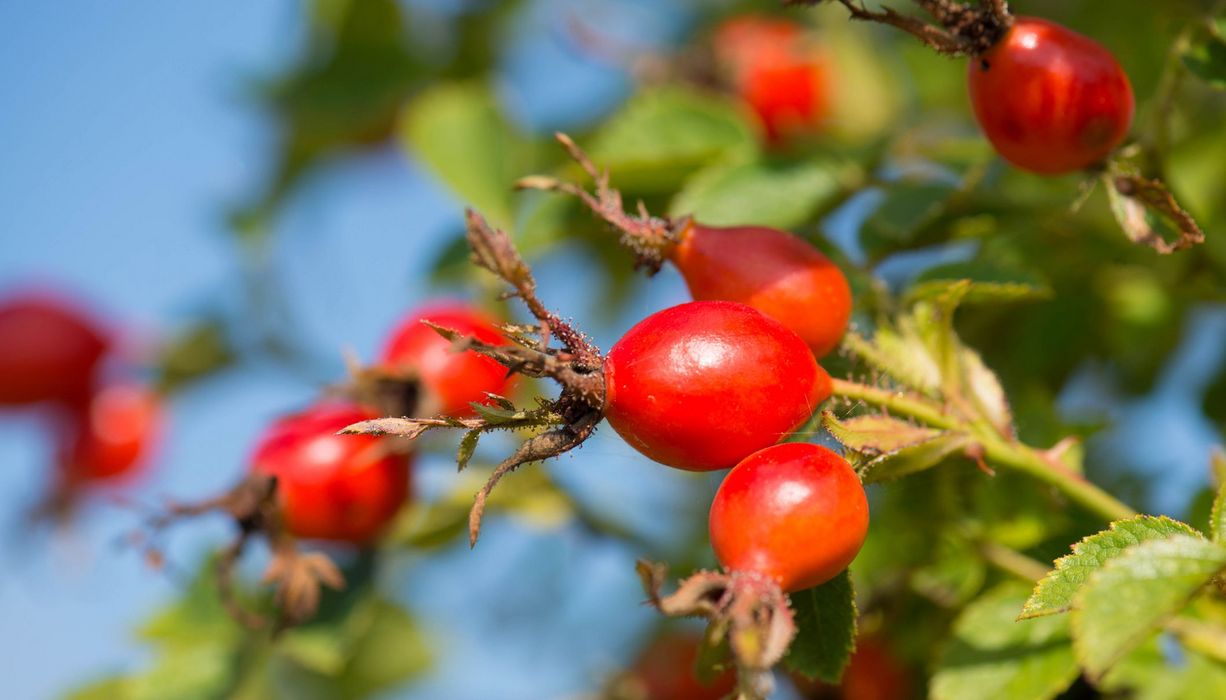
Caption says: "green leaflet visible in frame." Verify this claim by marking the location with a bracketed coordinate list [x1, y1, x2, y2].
[932, 583, 1079, 700]
[1072, 535, 1226, 678]
[784, 570, 857, 683]
[1020, 515, 1200, 619]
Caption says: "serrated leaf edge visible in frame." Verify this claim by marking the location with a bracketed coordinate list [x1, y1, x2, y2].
[1019, 515, 1202, 620]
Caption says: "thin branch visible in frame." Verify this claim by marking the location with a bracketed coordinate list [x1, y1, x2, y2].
[517, 134, 678, 273]
[828, 1, 972, 55]
[468, 410, 601, 546]
[831, 378, 1137, 522]
[464, 208, 604, 370]
[979, 0, 1012, 27]
[1110, 174, 1205, 254]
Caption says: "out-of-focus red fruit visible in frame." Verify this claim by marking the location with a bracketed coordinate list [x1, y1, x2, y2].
[60, 384, 162, 483]
[380, 302, 511, 417]
[0, 293, 110, 407]
[669, 221, 852, 358]
[967, 16, 1134, 174]
[714, 16, 831, 143]
[630, 631, 735, 700]
[840, 636, 913, 700]
[249, 403, 410, 544]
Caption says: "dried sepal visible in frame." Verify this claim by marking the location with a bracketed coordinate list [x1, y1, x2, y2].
[637, 561, 797, 700]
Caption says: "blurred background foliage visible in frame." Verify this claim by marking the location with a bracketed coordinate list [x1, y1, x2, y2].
[2, 0, 1225, 698]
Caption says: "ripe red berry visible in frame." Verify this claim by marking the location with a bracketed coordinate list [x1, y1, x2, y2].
[669, 222, 851, 358]
[603, 301, 830, 471]
[628, 631, 735, 700]
[250, 403, 410, 544]
[714, 16, 831, 143]
[380, 302, 511, 417]
[59, 384, 162, 483]
[709, 442, 867, 592]
[967, 17, 1134, 175]
[0, 293, 110, 407]
[840, 636, 912, 700]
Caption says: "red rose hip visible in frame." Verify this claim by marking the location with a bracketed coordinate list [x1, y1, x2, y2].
[670, 222, 851, 358]
[381, 302, 511, 417]
[603, 301, 830, 471]
[709, 442, 867, 592]
[714, 16, 831, 144]
[628, 631, 735, 700]
[60, 384, 162, 483]
[250, 403, 410, 544]
[967, 17, 1134, 175]
[0, 293, 110, 406]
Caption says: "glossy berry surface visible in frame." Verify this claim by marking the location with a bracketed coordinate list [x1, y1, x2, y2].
[380, 302, 511, 417]
[628, 631, 734, 700]
[670, 222, 851, 357]
[714, 16, 830, 143]
[0, 293, 110, 406]
[968, 17, 1134, 174]
[60, 384, 161, 483]
[603, 301, 830, 471]
[709, 442, 867, 592]
[250, 403, 410, 544]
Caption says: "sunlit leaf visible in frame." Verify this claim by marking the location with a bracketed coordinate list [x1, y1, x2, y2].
[1072, 535, 1226, 677]
[1020, 516, 1201, 619]
[399, 83, 526, 228]
[932, 583, 1078, 700]
[669, 156, 842, 229]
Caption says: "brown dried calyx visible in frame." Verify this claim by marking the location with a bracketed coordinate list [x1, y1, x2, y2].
[130, 474, 344, 632]
[517, 133, 685, 275]
[344, 208, 607, 547]
[637, 561, 796, 700]
[785, 0, 1014, 57]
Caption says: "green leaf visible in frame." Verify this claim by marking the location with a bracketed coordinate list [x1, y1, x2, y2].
[1210, 485, 1226, 545]
[784, 569, 857, 683]
[960, 344, 1015, 438]
[861, 180, 955, 246]
[843, 327, 941, 396]
[1105, 640, 1226, 700]
[856, 431, 971, 484]
[821, 412, 940, 454]
[456, 430, 480, 471]
[1072, 535, 1226, 678]
[588, 88, 755, 192]
[64, 677, 132, 700]
[398, 83, 525, 228]
[668, 156, 841, 229]
[912, 535, 987, 607]
[334, 598, 431, 698]
[931, 583, 1079, 700]
[906, 264, 1052, 306]
[155, 320, 235, 394]
[1020, 516, 1201, 619]
[1183, 27, 1226, 90]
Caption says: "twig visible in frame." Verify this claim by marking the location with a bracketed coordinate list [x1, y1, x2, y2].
[516, 134, 678, 273]
[468, 410, 601, 546]
[831, 378, 1137, 522]
[465, 208, 604, 370]
[1109, 174, 1205, 254]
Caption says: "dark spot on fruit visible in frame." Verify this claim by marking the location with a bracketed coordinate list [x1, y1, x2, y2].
[980, 59, 991, 71]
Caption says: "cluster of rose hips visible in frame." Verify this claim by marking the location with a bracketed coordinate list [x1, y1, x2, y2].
[4, 2, 1156, 691]
[0, 292, 161, 514]
[713, 8, 1135, 176]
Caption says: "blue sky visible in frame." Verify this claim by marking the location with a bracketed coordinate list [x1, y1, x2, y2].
[2, 2, 1223, 699]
